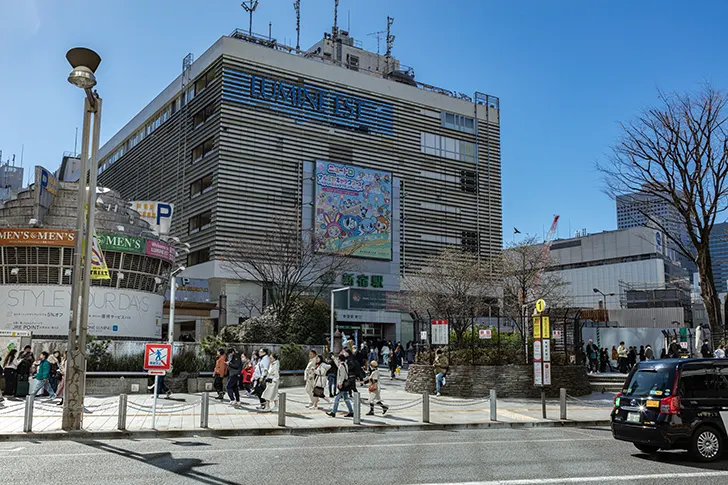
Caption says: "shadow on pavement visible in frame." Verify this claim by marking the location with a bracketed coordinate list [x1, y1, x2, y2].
[634, 451, 728, 470]
[79, 440, 240, 485]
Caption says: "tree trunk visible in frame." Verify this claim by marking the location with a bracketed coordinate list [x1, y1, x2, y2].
[697, 248, 724, 346]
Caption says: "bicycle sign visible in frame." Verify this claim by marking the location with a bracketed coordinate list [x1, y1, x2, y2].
[144, 343, 172, 372]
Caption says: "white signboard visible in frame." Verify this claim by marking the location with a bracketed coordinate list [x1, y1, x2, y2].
[533, 362, 543, 386]
[431, 320, 449, 345]
[543, 363, 552, 386]
[533, 340, 542, 362]
[479, 328, 492, 339]
[131, 201, 174, 235]
[553, 329, 562, 339]
[542, 339, 551, 362]
[679, 341, 688, 349]
[420, 331, 428, 341]
[0, 285, 163, 338]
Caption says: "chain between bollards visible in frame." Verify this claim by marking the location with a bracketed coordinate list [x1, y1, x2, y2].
[278, 392, 286, 427]
[560, 388, 567, 420]
[117, 394, 127, 431]
[422, 390, 430, 423]
[200, 392, 209, 428]
[490, 389, 497, 421]
[23, 395, 34, 433]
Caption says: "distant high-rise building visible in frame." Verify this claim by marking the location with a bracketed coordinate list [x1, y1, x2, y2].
[710, 222, 728, 293]
[0, 161, 24, 202]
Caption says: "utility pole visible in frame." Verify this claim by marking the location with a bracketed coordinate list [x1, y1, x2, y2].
[293, 0, 301, 50]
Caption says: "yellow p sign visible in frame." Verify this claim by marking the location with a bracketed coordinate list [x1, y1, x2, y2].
[535, 299, 546, 313]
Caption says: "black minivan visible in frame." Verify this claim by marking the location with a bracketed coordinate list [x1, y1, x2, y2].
[612, 358, 728, 461]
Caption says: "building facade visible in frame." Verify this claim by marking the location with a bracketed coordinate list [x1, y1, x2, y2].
[97, 30, 502, 342]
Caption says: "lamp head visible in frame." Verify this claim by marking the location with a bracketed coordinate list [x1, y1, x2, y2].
[593, 288, 599, 293]
[66, 48, 101, 90]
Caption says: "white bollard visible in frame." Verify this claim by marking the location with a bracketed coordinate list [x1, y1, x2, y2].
[353, 392, 361, 425]
[200, 392, 209, 428]
[117, 394, 127, 430]
[560, 388, 567, 420]
[278, 392, 286, 427]
[422, 390, 430, 423]
[490, 389, 497, 421]
[23, 394, 34, 433]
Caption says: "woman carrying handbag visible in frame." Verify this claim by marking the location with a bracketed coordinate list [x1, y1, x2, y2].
[363, 361, 389, 415]
[311, 355, 331, 410]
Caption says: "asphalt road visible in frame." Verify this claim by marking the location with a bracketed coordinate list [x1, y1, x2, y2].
[3, 427, 728, 484]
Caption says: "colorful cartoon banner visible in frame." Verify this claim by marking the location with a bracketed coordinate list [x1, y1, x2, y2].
[90, 234, 110, 280]
[314, 161, 392, 260]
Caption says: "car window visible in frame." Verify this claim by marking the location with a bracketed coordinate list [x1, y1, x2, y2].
[679, 364, 725, 399]
[624, 368, 675, 398]
[713, 365, 728, 398]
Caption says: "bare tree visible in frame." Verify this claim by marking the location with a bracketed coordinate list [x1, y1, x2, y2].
[404, 248, 497, 344]
[500, 235, 571, 340]
[598, 86, 728, 340]
[222, 216, 355, 334]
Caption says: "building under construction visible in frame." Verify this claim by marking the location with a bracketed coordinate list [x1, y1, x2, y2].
[97, 9, 502, 342]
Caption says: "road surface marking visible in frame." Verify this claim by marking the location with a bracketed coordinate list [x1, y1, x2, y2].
[4, 437, 610, 459]
[495, 410, 538, 422]
[415, 470, 728, 485]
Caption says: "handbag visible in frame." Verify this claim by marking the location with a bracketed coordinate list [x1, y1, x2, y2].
[368, 381, 378, 393]
[313, 386, 325, 398]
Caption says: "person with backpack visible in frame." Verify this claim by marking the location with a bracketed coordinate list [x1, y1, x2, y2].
[363, 361, 389, 415]
[48, 351, 60, 393]
[326, 353, 338, 398]
[213, 348, 226, 400]
[226, 348, 243, 406]
[327, 354, 354, 418]
[32, 352, 56, 400]
[433, 348, 448, 397]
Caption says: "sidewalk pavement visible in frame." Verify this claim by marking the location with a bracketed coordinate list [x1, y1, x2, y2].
[0, 371, 615, 439]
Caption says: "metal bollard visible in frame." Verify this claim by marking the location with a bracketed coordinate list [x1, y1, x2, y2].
[490, 389, 497, 421]
[422, 390, 430, 423]
[277, 392, 286, 427]
[560, 388, 567, 420]
[117, 394, 128, 431]
[23, 395, 34, 433]
[200, 392, 209, 428]
[353, 392, 361, 425]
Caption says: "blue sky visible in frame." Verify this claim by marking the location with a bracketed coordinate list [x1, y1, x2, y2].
[1, 0, 727, 244]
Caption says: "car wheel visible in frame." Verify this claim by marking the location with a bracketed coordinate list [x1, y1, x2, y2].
[634, 443, 659, 454]
[691, 426, 723, 462]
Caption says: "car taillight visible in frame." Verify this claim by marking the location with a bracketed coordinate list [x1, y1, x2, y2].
[659, 396, 680, 415]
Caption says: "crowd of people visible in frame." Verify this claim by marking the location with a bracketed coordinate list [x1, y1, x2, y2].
[1, 346, 66, 404]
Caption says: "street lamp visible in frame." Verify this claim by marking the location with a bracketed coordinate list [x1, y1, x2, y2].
[330, 287, 350, 354]
[62, 47, 102, 432]
[593, 288, 615, 324]
[168, 266, 186, 346]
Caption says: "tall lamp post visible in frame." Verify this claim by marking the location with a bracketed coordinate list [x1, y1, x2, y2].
[62, 47, 103, 431]
[167, 266, 186, 347]
[593, 288, 615, 324]
[330, 287, 350, 353]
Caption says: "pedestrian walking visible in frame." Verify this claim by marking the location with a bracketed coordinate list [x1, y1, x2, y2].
[253, 348, 271, 407]
[311, 355, 331, 410]
[715, 345, 726, 359]
[55, 352, 66, 406]
[585, 339, 599, 374]
[364, 361, 389, 415]
[433, 348, 448, 396]
[617, 342, 628, 373]
[32, 352, 56, 400]
[327, 354, 354, 418]
[701, 340, 712, 358]
[226, 348, 243, 406]
[213, 348, 226, 400]
[639, 345, 645, 362]
[381, 344, 390, 366]
[241, 360, 254, 397]
[668, 339, 681, 359]
[304, 349, 317, 407]
[644, 345, 654, 361]
[261, 353, 280, 411]
[326, 353, 338, 398]
[627, 346, 637, 370]
[15, 345, 34, 398]
[2, 349, 18, 397]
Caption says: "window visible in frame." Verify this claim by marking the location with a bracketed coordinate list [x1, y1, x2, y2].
[460, 170, 477, 194]
[420, 133, 476, 163]
[193, 103, 215, 129]
[194, 69, 216, 94]
[187, 248, 210, 266]
[347, 54, 359, 71]
[462, 231, 478, 253]
[190, 174, 213, 198]
[191, 137, 215, 162]
[188, 210, 212, 234]
[678, 365, 720, 399]
[442, 111, 475, 134]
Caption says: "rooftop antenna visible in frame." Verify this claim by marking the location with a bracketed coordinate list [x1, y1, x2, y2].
[293, 0, 301, 50]
[368, 30, 385, 70]
[385, 16, 395, 57]
[347, 10, 350, 32]
[74, 127, 79, 157]
[333, 0, 339, 38]
[241, 0, 259, 36]
[20, 145, 23, 167]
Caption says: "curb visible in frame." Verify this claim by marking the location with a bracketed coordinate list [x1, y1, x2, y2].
[0, 419, 612, 442]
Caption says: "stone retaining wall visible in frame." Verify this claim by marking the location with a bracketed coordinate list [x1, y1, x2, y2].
[404, 364, 591, 398]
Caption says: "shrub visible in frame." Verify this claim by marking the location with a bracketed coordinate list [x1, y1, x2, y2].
[279, 343, 307, 370]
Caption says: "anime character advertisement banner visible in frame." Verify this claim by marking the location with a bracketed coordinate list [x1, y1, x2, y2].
[315, 161, 392, 260]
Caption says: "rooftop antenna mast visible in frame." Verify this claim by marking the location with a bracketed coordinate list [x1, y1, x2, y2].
[385, 16, 395, 57]
[242, 0, 259, 36]
[368, 30, 385, 71]
[333, 0, 339, 38]
[293, 0, 301, 50]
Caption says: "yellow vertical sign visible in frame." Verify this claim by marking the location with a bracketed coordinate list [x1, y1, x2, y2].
[542, 316, 550, 338]
[533, 316, 541, 339]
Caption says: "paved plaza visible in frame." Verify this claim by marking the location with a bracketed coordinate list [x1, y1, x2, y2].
[0, 373, 613, 435]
